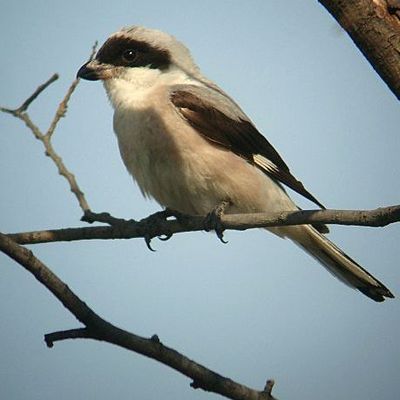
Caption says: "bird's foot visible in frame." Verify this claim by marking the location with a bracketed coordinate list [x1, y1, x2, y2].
[204, 201, 230, 243]
[140, 208, 187, 251]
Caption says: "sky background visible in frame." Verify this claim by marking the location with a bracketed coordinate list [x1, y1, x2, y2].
[1, 1, 399, 400]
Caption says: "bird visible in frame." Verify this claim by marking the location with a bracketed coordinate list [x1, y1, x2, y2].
[77, 26, 393, 302]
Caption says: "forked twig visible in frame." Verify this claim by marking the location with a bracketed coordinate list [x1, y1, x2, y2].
[0, 43, 98, 214]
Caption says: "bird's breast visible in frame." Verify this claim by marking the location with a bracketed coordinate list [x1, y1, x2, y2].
[112, 99, 224, 214]
[113, 104, 177, 194]
[112, 94, 294, 217]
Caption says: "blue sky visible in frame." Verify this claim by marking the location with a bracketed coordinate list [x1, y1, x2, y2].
[1, 1, 399, 400]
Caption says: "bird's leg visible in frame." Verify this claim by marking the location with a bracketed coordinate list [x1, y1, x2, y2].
[204, 200, 230, 243]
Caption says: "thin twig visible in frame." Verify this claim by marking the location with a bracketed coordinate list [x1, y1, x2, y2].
[1, 43, 98, 214]
[0, 232, 276, 400]
[7, 205, 400, 246]
[19, 73, 60, 112]
[0, 74, 59, 115]
[1, 86, 90, 213]
[46, 41, 97, 138]
[45, 328, 96, 347]
[89, 41, 99, 61]
[46, 77, 80, 138]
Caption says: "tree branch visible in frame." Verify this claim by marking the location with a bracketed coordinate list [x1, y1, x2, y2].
[7, 205, 400, 246]
[45, 328, 95, 347]
[46, 41, 98, 139]
[0, 73, 59, 115]
[319, 0, 400, 100]
[0, 232, 276, 400]
[0, 44, 98, 214]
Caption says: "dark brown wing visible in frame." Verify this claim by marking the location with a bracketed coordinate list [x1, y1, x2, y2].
[170, 85, 326, 210]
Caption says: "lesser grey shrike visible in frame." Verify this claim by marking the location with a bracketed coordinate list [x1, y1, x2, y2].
[77, 26, 393, 302]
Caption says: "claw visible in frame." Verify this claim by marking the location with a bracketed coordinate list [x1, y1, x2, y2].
[140, 209, 174, 251]
[158, 232, 173, 241]
[216, 229, 228, 244]
[204, 200, 230, 244]
[144, 235, 156, 252]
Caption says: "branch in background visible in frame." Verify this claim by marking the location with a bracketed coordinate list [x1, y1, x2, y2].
[8, 205, 400, 246]
[0, 232, 276, 400]
[319, 0, 400, 100]
[0, 43, 98, 214]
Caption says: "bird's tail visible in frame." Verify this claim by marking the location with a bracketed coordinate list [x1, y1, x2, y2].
[285, 225, 394, 302]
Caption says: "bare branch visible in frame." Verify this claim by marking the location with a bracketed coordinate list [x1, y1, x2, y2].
[46, 77, 80, 138]
[89, 41, 99, 61]
[0, 73, 59, 115]
[0, 44, 99, 214]
[45, 328, 97, 347]
[46, 42, 97, 139]
[0, 232, 276, 400]
[7, 205, 400, 246]
[2, 101, 91, 212]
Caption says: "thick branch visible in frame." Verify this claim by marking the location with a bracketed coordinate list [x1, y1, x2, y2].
[319, 0, 400, 99]
[8, 205, 400, 246]
[0, 232, 276, 400]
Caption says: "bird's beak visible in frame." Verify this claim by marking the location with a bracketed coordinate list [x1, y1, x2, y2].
[77, 60, 112, 81]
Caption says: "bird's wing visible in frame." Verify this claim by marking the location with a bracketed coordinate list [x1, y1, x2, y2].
[170, 84, 325, 210]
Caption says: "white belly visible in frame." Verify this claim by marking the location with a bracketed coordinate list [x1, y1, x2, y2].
[113, 104, 296, 217]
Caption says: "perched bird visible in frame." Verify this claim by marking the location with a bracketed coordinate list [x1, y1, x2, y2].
[77, 26, 393, 302]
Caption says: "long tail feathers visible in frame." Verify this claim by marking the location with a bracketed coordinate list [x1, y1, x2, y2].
[291, 226, 394, 302]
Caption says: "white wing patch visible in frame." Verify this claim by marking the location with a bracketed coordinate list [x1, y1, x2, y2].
[253, 154, 279, 173]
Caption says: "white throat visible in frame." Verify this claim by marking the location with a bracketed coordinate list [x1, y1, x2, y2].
[104, 65, 199, 111]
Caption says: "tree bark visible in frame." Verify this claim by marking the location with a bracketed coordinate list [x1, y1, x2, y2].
[319, 0, 400, 100]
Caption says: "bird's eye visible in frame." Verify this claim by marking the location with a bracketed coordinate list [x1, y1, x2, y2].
[122, 49, 137, 63]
